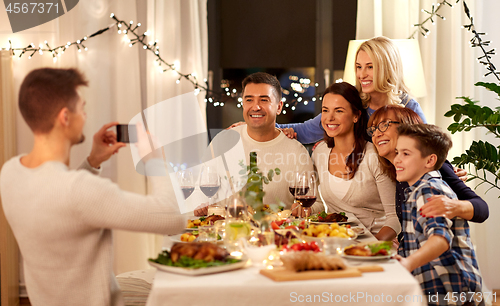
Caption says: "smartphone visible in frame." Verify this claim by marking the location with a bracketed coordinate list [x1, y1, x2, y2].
[116, 124, 137, 143]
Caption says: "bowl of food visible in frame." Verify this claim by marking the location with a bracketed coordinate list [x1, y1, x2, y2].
[300, 223, 357, 252]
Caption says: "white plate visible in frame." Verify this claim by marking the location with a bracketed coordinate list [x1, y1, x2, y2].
[169, 234, 187, 243]
[148, 259, 247, 276]
[309, 220, 355, 225]
[342, 254, 392, 260]
[184, 227, 198, 231]
[350, 226, 366, 236]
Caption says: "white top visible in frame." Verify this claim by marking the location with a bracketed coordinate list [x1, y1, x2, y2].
[328, 174, 352, 200]
[311, 141, 400, 235]
[0, 157, 188, 306]
[206, 125, 314, 209]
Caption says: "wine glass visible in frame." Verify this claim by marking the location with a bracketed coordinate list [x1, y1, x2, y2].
[177, 169, 194, 200]
[294, 172, 316, 224]
[288, 171, 300, 198]
[199, 164, 222, 215]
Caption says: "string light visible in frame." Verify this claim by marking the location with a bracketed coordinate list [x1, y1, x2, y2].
[410, 0, 459, 38]
[4, 13, 319, 110]
[461, 1, 500, 81]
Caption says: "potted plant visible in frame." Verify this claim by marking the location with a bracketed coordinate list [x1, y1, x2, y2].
[445, 82, 500, 196]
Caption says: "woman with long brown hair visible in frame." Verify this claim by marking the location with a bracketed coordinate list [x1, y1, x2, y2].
[292, 82, 400, 241]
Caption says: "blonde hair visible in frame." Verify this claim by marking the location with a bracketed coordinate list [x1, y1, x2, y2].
[355, 36, 411, 109]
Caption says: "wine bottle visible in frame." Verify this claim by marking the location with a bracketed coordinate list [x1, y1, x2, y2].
[247, 151, 263, 204]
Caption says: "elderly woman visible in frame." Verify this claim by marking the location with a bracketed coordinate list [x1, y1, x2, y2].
[367, 105, 489, 227]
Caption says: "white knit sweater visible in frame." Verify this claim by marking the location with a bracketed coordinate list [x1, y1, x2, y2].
[209, 126, 314, 209]
[311, 142, 400, 235]
[0, 156, 188, 306]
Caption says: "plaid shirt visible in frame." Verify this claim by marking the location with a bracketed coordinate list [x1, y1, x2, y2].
[398, 171, 482, 305]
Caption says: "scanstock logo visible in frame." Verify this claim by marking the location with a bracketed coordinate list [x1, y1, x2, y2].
[4, 0, 80, 33]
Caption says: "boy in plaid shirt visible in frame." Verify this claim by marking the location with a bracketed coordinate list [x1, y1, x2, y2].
[393, 124, 482, 306]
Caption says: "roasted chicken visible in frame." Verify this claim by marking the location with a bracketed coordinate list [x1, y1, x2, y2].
[343, 246, 372, 256]
[170, 242, 229, 263]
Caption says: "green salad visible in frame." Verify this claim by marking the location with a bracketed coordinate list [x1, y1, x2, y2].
[149, 251, 240, 269]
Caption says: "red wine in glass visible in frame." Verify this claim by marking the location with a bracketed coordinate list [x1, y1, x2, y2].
[200, 185, 220, 198]
[181, 186, 195, 199]
[296, 196, 317, 208]
[289, 186, 310, 196]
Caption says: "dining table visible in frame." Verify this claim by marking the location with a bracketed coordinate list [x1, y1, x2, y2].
[146, 213, 426, 306]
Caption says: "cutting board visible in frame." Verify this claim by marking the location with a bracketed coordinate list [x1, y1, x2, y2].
[260, 265, 383, 282]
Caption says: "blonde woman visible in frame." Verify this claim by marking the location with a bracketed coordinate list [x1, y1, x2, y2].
[277, 36, 426, 144]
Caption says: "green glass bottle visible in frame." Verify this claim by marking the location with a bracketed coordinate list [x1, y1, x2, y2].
[247, 151, 263, 204]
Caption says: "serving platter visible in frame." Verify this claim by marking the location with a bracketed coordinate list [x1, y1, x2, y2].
[149, 259, 246, 276]
[309, 220, 356, 225]
[342, 254, 392, 261]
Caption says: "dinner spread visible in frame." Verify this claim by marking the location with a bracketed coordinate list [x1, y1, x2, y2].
[302, 223, 356, 239]
[186, 215, 225, 229]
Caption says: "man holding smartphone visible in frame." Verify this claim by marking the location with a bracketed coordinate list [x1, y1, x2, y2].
[0, 68, 186, 306]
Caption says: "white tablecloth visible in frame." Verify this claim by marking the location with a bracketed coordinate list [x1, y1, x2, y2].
[147, 214, 425, 306]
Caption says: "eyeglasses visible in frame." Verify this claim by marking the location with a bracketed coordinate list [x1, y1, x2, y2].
[367, 120, 400, 137]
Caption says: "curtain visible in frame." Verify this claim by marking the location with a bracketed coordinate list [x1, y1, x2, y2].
[356, 0, 499, 291]
[0, 50, 20, 305]
[0, 0, 208, 277]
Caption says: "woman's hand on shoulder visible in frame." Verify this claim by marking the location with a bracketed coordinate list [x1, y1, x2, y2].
[227, 121, 246, 129]
[453, 166, 468, 182]
[280, 128, 297, 139]
[420, 195, 474, 220]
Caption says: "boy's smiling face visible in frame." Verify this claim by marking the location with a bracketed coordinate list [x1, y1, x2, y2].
[394, 135, 436, 186]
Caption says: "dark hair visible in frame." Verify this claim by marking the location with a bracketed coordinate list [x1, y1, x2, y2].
[368, 105, 424, 181]
[19, 68, 88, 133]
[397, 124, 452, 170]
[322, 82, 369, 179]
[242, 72, 282, 103]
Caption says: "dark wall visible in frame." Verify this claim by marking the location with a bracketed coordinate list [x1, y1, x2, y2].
[220, 0, 316, 68]
[332, 0, 357, 70]
[207, 0, 357, 130]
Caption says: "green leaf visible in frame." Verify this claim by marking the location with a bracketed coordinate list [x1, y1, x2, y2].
[448, 122, 460, 134]
[267, 169, 274, 181]
[475, 82, 500, 97]
[275, 168, 281, 175]
[444, 110, 455, 117]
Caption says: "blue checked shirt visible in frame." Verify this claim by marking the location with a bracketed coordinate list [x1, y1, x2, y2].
[398, 171, 482, 304]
